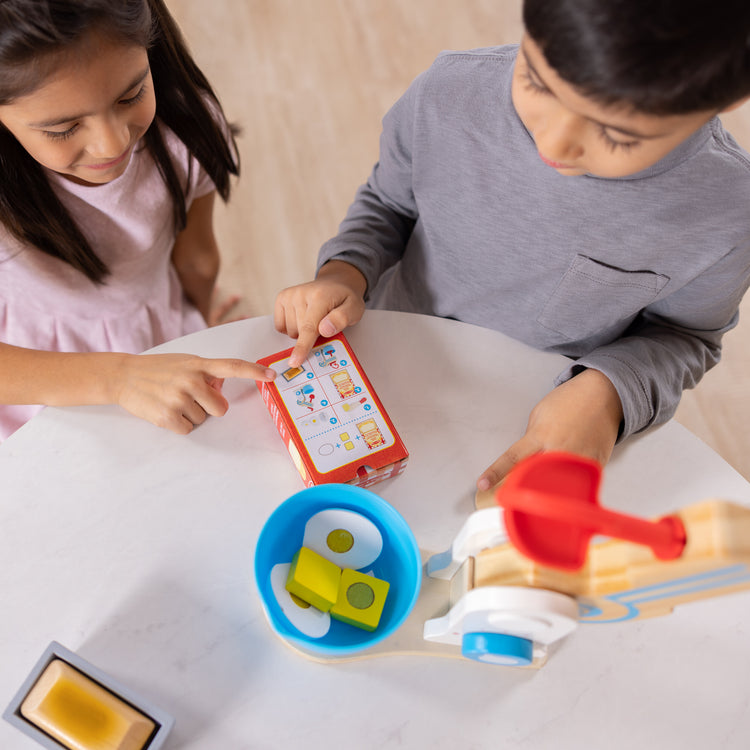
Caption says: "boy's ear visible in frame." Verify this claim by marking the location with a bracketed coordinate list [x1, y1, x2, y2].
[721, 96, 750, 114]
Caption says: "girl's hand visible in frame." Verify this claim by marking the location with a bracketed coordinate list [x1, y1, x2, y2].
[476, 368, 623, 493]
[274, 260, 367, 367]
[114, 353, 276, 434]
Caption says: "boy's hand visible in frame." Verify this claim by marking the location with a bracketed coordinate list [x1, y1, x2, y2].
[476, 368, 623, 494]
[274, 260, 367, 367]
[114, 353, 276, 435]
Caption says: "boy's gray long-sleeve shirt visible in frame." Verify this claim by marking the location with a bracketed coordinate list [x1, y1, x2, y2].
[318, 46, 750, 438]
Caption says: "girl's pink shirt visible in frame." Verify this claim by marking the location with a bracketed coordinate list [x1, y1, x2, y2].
[0, 125, 213, 440]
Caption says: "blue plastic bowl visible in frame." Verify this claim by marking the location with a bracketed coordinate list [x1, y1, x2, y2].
[254, 484, 422, 656]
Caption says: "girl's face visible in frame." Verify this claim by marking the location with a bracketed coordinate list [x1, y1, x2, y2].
[511, 35, 717, 178]
[0, 32, 156, 186]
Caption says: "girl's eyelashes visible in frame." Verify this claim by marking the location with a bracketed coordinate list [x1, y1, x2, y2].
[41, 85, 147, 141]
[119, 85, 146, 106]
[44, 124, 79, 141]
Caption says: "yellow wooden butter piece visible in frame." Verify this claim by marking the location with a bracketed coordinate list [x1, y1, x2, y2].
[19, 659, 156, 750]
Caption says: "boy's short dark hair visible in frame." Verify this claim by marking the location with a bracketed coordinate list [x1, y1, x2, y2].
[524, 0, 750, 114]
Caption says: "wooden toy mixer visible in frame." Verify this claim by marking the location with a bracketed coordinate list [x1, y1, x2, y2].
[281, 452, 750, 667]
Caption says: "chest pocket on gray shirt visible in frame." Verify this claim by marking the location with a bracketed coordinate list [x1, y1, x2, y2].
[537, 254, 670, 341]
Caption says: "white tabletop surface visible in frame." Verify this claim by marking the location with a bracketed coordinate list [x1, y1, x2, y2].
[2, 310, 749, 749]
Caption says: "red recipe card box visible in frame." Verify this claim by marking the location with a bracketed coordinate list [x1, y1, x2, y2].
[256, 333, 408, 488]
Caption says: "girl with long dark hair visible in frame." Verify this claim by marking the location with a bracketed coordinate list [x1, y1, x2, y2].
[0, 0, 274, 439]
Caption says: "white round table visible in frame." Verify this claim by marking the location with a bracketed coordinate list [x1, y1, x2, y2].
[2, 311, 749, 749]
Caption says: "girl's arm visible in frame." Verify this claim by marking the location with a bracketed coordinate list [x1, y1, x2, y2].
[171, 190, 220, 323]
[0, 342, 275, 434]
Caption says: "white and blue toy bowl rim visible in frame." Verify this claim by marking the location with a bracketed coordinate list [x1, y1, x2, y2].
[254, 484, 422, 656]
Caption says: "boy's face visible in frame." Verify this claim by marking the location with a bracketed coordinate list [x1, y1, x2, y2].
[0, 32, 156, 186]
[511, 35, 716, 178]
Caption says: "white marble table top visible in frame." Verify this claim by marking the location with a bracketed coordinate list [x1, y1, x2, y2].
[2, 311, 749, 749]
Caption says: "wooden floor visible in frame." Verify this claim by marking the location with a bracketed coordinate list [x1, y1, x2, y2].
[169, 0, 750, 480]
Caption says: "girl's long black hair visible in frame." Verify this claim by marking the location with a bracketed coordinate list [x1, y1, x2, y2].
[0, 0, 239, 283]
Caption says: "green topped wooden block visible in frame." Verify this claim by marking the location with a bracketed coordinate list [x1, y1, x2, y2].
[285, 546, 342, 612]
[331, 568, 390, 631]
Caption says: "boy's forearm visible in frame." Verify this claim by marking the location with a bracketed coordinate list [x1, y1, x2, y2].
[565, 320, 723, 439]
[577, 368, 624, 433]
[0, 343, 126, 407]
[476, 367, 623, 491]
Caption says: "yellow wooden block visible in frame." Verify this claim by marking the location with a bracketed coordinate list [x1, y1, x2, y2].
[331, 568, 390, 631]
[19, 659, 155, 750]
[286, 546, 342, 612]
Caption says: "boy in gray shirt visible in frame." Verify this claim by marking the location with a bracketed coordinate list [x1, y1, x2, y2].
[274, 0, 750, 491]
